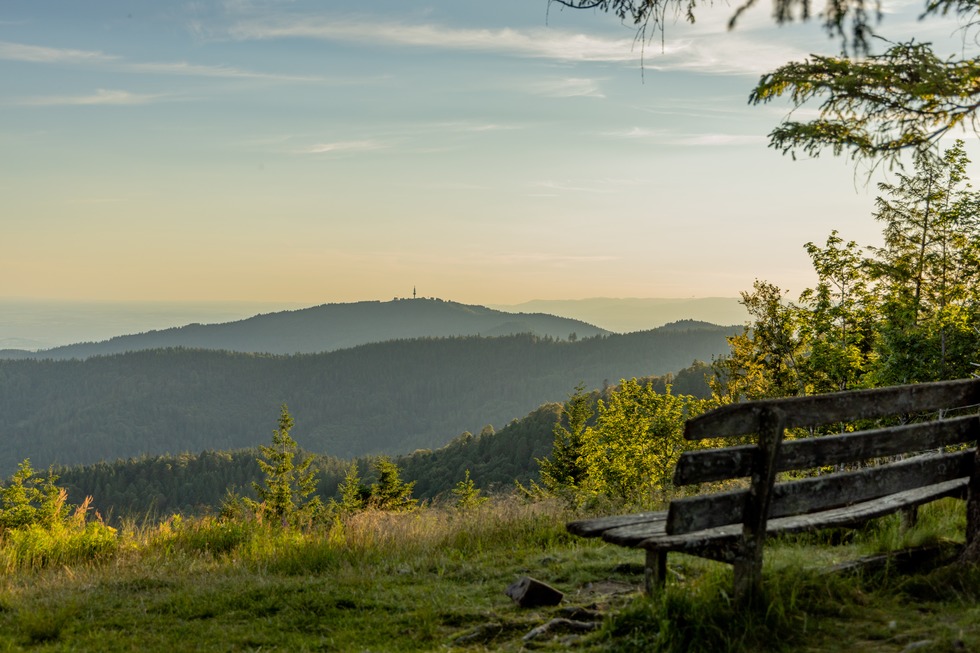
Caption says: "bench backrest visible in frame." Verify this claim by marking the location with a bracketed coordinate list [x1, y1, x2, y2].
[666, 378, 980, 536]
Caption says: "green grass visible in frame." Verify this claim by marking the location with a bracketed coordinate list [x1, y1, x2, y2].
[0, 497, 977, 651]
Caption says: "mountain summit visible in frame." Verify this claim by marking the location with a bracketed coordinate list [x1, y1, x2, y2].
[17, 299, 609, 359]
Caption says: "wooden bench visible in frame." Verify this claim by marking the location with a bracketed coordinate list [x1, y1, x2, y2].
[567, 378, 980, 604]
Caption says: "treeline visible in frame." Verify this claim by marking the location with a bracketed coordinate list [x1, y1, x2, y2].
[52, 404, 560, 520]
[50, 363, 714, 520]
[0, 324, 733, 475]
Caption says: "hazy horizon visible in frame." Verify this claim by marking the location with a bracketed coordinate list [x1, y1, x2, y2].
[0, 295, 747, 350]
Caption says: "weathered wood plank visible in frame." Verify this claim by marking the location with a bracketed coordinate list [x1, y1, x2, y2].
[685, 378, 980, 440]
[674, 415, 980, 485]
[667, 450, 973, 535]
[618, 479, 968, 551]
[566, 511, 666, 538]
[596, 480, 964, 560]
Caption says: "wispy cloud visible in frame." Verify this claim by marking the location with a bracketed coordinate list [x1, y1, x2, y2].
[529, 177, 648, 196]
[0, 39, 321, 82]
[227, 15, 809, 74]
[15, 89, 165, 106]
[299, 140, 387, 155]
[670, 133, 767, 146]
[531, 77, 605, 98]
[229, 19, 640, 62]
[638, 35, 810, 75]
[602, 126, 763, 146]
[602, 127, 672, 140]
[126, 60, 322, 82]
[437, 121, 524, 133]
[0, 40, 115, 64]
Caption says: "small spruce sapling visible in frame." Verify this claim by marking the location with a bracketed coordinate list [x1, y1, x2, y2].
[451, 470, 488, 510]
[246, 404, 323, 527]
[337, 461, 367, 515]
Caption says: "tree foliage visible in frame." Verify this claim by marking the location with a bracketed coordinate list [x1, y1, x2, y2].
[552, 0, 980, 166]
[714, 141, 980, 398]
[752, 42, 980, 165]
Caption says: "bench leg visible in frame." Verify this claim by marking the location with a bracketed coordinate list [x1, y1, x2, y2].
[733, 549, 763, 606]
[963, 445, 980, 563]
[644, 550, 667, 594]
[901, 505, 919, 529]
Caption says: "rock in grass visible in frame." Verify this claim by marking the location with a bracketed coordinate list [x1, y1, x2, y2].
[505, 576, 563, 608]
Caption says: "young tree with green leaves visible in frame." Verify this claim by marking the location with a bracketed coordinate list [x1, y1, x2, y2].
[797, 231, 879, 393]
[578, 379, 707, 506]
[870, 141, 980, 383]
[246, 404, 323, 528]
[711, 141, 980, 400]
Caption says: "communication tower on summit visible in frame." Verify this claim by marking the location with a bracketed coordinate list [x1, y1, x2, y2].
[413, 286, 417, 300]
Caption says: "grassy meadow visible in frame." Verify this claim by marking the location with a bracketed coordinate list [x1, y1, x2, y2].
[0, 496, 977, 652]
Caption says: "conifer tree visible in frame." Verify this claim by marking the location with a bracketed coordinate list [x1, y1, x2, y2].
[537, 384, 593, 501]
[368, 457, 417, 512]
[246, 404, 323, 527]
[0, 459, 68, 531]
[337, 461, 366, 515]
[451, 470, 488, 510]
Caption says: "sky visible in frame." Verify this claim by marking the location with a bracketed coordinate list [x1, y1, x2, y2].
[3, 0, 979, 307]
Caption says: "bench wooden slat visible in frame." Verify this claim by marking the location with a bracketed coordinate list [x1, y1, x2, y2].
[566, 511, 665, 538]
[593, 478, 968, 549]
[675, 415, 980, 485]
[684, 378, 980, 440]
[667, 450, 973, 534]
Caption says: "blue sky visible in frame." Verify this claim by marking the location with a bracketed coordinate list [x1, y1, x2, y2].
[3, 0, 977, 305]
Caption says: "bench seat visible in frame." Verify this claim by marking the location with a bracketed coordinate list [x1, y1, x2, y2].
[570, 477, 967, 552]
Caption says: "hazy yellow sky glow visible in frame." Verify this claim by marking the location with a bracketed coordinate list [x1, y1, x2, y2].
[3, 0, 978, 306]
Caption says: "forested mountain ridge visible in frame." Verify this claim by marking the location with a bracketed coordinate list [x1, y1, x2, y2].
[52, 402, 565, 520]
[1, 298, 609, 360]
[0, 323, 733, 475]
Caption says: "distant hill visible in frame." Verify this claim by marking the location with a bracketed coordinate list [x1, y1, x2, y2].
[0, 323, 734, 475]
[492, 297, 747, 333]
[1, 299, 609, 360]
